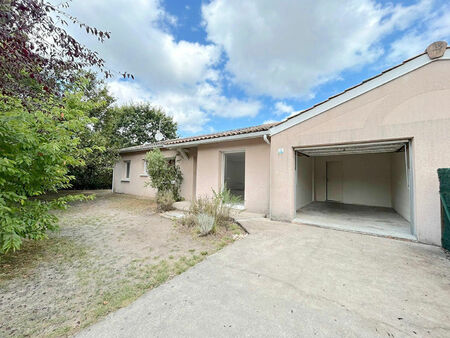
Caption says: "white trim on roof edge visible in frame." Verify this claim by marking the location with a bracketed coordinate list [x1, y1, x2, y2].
[163, 130, 269, 148]
[119, 130, 270, 153]
[269, 50, 450, 136]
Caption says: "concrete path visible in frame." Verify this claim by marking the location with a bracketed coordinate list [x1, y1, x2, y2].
[77, 219, 450, 338]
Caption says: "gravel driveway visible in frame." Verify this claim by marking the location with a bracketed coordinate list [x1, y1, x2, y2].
[77, 218, 450, 337]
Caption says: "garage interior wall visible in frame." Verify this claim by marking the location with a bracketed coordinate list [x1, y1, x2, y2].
[390, 152, 410, 221]
[296, 152, 411, 221]
[314, 153, 392, 207]
[296, 155, 313, 209]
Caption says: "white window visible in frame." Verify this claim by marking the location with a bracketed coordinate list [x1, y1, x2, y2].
[141, 159, 148, 177]
[123, 160, 131, 180]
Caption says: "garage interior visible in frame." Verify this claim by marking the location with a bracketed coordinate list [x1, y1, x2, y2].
[293, 141, 415, 240]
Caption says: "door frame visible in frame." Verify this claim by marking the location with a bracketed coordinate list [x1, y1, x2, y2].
[221, 150, 246, 200]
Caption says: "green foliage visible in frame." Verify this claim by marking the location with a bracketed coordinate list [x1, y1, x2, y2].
[0, 92, 97, 253]
[197, 213, 215, 236]
[110, 104, 177, 147]
[69, 98, 179, 190]
[145, 149, 183, 201]
[67, 74, 119, 189]
[156, 190, 175, 212]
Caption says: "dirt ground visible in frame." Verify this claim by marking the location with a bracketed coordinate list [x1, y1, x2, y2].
[0, 192, 244, 337]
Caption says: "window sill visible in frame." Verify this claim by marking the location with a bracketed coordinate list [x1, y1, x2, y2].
[121, 179, 130, 182]
[139, 174, 148, 177]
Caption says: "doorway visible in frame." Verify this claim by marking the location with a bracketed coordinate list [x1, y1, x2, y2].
[223, 152, 245, 200]
[294, 140, 415, 240]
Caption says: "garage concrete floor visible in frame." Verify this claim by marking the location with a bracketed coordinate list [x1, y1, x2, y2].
[294, 201, 414, 240]
[77, 219, 450, 338]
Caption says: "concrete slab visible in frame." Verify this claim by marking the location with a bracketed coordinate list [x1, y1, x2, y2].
[77, 220, 450, 338]
[172, 201, 191, 211]
[294, 201, 415, 241]
[160, 210, 186, 220]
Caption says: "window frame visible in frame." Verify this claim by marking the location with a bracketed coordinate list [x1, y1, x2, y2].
[122, 160, 131, 181]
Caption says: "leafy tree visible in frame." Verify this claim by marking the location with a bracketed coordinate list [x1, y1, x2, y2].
[0, 0, 130, 101]
[67, 74, 119, 189]
[0, 0, 126, 252]
[111, 104, 177, 147]
[145, 149, 183, 201]
[0, 91, 99, 252]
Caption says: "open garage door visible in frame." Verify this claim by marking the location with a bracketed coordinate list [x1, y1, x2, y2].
[294, 140, 415, 240]
[295, 140, 409, 156]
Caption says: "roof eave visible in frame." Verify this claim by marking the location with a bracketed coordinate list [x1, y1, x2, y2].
[119, 130, 270, 154]
[163, 130, 269, 148]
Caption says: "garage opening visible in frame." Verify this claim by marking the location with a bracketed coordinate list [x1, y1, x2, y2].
[293, 140, 415, 240]
[223, 151, 245, 200]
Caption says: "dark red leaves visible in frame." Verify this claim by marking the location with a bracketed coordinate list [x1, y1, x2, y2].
[0, 0, 131, 101]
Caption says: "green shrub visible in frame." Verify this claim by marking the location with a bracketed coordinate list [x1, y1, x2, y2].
[145, 149, 183, 201]
[0, 92, 96, 253]
[182, 188, 242, 234]
[197, 213, 215, 236]
[156, 190, 175, 212]
[179, 214, 198, 228]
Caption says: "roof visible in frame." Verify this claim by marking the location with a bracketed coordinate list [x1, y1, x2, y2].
[119, 122, 277, 153]
[270, 42, 450, 135]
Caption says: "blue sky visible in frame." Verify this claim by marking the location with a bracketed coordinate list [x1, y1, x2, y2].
[65, 0, 450, 137]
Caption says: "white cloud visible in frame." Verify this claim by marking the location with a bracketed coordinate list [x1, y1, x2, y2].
[274, 101, 294, 116]
[202, 0, 443, 98]
[107, 80, 260, 134]
[263, 119, 278, 125]
[387, 1, 450, 63]
[63, 0, 260, 134]
[61, 0, 450, 134]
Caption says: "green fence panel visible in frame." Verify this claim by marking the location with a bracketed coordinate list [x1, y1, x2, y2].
[438, 168, 450, 250]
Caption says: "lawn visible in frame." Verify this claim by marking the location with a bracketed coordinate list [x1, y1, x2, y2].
[0, 192, 245, 337]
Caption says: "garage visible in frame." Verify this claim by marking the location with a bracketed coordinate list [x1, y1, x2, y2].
[293, 140, 415, 240]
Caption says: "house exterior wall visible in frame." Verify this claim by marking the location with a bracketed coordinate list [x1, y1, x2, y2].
[271, 60, 450, 245]
[195, 138, 271, 214]
[113, 149, 199, 199]
[113, 151, 158, 197]
[178, 148, 197, 201]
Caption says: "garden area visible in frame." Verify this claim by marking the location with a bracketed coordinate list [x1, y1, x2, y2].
[0, 192, 245, 337]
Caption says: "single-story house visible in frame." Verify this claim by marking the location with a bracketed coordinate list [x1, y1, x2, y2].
[113, 41, 450, 246]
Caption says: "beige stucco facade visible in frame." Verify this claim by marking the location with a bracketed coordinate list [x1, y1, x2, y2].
[113, 148, 197, 201]
[114, 139, 270, 214]
[114, 48, 450, 246]
[195, 138, 270, 214]
[270, 59, 450, 245]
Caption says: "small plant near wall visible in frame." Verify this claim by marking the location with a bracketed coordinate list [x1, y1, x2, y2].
[181, 187, 242, 236]
[145, 149, 183, 210]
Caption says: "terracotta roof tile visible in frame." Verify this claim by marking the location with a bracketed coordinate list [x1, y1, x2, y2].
[119, 122, 277, 153]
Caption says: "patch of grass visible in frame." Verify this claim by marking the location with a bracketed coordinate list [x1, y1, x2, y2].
[59, 256, 205, 336]
[0, 236, 88, 283]
[0, 193, 241, 338]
